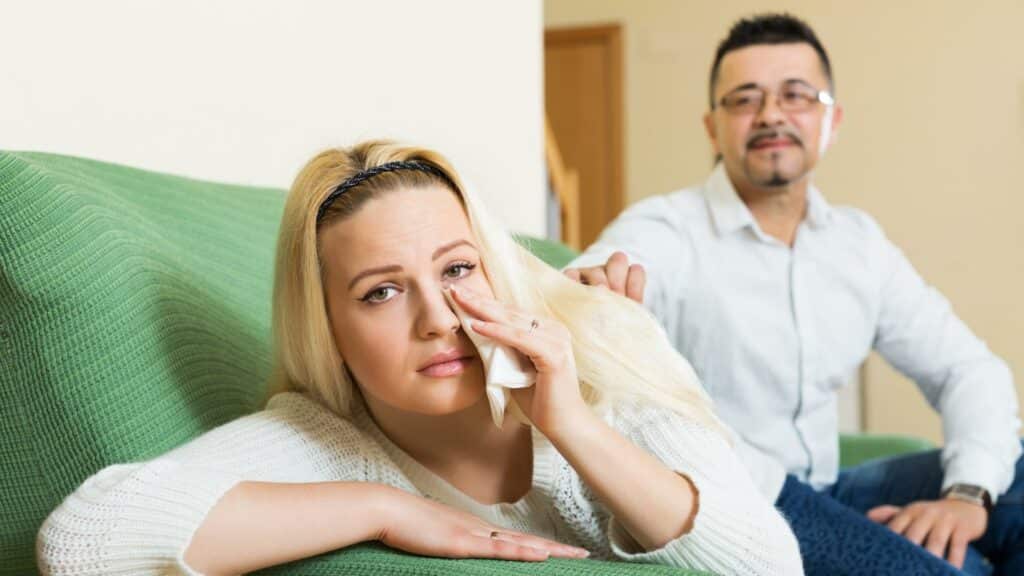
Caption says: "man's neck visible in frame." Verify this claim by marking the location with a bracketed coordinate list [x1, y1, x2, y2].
[732, 176, 810, 247]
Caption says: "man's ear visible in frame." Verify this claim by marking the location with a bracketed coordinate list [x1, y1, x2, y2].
[829, 104, 844, 146]
[703, 112, 720, 157]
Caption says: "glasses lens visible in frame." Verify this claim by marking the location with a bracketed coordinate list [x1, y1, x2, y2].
[722, 90, 763, 113]
[779, 85, 819, 112]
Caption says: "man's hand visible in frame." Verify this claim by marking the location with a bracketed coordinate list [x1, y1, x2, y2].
[564, 251, 646, 304]
[867, 499, 987, 569]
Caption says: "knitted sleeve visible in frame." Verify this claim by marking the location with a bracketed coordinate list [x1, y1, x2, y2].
[36, 393, 379, 575]
[604, 404, 805, 575]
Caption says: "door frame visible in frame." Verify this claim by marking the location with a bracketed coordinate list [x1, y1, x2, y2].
[544, 23, 625, 247]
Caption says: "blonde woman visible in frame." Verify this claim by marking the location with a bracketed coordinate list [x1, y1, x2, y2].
[37, 141, 802, 575]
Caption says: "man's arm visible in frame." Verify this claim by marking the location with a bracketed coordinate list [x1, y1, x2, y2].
[865, 220, 1019, 567]
[871, 233, 1020, 499]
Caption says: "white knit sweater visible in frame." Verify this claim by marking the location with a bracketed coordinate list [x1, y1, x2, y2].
[37, 392, 803, 575]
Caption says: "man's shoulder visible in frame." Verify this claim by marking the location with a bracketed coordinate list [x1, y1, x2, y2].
[827, 203, 888, 240]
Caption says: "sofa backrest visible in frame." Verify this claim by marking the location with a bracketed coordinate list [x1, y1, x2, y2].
[0, 152, 284, 572]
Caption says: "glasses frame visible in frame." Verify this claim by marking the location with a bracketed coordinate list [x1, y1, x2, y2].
[713, 80, 834, 115]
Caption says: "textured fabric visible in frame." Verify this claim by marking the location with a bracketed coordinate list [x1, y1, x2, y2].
[827, 443, 1024, 576]
[38, 392, 802, 575]
[0, 151, 284, 575]
[778, 475, 968, 576]
[256, 543, 713, 576]
[2, 151, 711, 575]
[569, 163, 1020, 501]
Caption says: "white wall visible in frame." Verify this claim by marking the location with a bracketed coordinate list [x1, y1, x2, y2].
[1, 0, 545, 235]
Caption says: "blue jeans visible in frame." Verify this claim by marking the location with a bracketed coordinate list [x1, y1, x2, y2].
[776, 443, 1024, 576]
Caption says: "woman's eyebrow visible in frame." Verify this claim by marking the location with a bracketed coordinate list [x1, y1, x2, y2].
[432, 239, 476, 261]
[346, 240, 476, 291]
[348, 265, 402, 291]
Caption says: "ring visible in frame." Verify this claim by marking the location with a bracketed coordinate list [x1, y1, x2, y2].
[490, 530, 501, 539]
[529, 319, 539, 332]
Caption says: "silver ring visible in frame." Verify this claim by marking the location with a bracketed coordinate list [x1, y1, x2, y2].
[529, 319, 539, 332]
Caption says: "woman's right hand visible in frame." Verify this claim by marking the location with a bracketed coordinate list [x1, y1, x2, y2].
[375, 487, 590, 561]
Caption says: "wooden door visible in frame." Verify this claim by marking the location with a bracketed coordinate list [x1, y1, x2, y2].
[545, 24, 624, 249]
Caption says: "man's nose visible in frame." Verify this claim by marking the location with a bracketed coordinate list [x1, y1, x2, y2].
[754, 94, 787, 127]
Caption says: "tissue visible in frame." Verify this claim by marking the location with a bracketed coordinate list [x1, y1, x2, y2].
[443, 288, 536, 427]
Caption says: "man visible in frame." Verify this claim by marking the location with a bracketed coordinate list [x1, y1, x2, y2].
[566, 13, 1023, 576]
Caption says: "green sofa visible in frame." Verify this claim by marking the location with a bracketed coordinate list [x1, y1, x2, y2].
[0, 151, 931, 575]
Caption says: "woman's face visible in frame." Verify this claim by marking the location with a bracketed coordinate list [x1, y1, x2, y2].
[319, 184, 492, 415]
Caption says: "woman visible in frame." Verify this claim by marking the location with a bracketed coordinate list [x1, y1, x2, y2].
[37, 141, 802, 575]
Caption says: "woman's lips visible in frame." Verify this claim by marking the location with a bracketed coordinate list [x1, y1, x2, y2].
[418, 356, 474, 377]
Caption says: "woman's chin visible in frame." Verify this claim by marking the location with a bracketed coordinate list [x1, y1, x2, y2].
[409, 371, 488, 415]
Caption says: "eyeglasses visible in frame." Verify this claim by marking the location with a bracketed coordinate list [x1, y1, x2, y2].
[714, 80, 834, 115]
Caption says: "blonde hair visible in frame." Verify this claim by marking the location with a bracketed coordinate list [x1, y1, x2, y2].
[269, 140, 726, 437]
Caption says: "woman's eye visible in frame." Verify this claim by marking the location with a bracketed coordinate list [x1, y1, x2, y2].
[361, 286, 397, 304]
[443, 262, 476, 280]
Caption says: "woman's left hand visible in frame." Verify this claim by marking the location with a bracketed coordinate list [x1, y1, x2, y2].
[449, 284, 589, 437]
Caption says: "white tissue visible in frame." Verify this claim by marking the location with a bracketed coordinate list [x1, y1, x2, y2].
[443, 288, 536, 427]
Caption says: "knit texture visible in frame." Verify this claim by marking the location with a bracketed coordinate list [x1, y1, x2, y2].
[38, 393, 802, 575]
[0, 151, 283, 575]
[777, 476, 967, 575]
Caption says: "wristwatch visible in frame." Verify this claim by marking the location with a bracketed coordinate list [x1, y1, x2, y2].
[942, 483, 993, 513]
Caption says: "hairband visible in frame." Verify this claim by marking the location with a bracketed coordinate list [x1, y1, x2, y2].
[316, 160, 458, 223]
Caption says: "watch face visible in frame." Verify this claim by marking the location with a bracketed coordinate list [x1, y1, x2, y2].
[946, 484, 992, 509]
[953, 485, 985, 498]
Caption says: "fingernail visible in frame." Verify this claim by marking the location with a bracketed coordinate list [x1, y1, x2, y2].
[577, 549, 590, 558]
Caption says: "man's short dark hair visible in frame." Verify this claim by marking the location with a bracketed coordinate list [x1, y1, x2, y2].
[709, 13, 833, 108]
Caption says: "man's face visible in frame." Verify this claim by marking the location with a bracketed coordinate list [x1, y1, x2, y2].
[704, 43, 842, 191]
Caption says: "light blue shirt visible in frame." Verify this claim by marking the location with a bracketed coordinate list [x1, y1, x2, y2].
[571, 163, 1020, 501]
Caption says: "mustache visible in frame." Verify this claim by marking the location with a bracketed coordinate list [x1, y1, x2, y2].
[747, 129, 803, 149]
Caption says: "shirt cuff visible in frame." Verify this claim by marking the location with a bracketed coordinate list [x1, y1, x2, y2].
[942, 446, 1020, 505]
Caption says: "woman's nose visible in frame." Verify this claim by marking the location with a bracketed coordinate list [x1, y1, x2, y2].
[415, 285, 461, 339]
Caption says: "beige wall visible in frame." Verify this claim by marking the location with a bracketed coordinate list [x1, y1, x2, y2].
[546, 0, 1024, 443]
[1, 0, 545, 235]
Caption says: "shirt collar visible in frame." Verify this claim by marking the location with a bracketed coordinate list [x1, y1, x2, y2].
[702, 163, 835, 236]
[804, 182, 835, 229]
[703, 163, 756, 236]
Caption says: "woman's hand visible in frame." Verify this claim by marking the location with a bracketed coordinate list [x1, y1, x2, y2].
[449, 284, 590, 438]
[377, 486, 589, 561]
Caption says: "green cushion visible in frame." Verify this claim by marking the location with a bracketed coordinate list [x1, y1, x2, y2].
[839, 433, 936, 469]
[0, 151, 283, 574]
[257, 543, 712, 576]
[0, 151, 706, 575]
